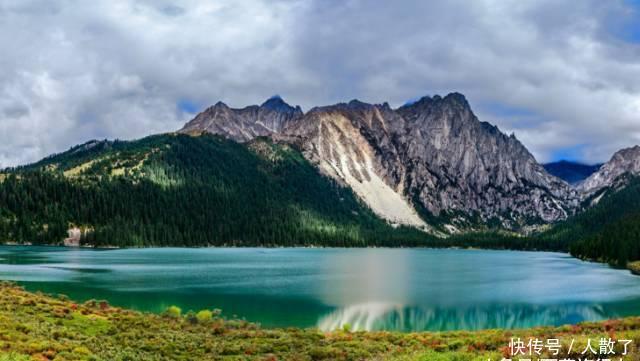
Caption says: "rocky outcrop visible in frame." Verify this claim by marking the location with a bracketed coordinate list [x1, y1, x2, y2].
[63, 227, 81, 247]
[284, 94, 576, 230]
[396, 94, 576, 228]
[578, 145, 640, 196]
[179, 95, 303, 141]
[180, 93, 578, 231]
[283, 101, 428, 229]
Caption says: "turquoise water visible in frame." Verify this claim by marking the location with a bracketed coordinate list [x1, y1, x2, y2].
[1, 246, 640, 332]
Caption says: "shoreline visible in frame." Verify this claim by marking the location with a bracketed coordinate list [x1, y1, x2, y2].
[0, 241, 561, 252]
[6, 243, 640, 276]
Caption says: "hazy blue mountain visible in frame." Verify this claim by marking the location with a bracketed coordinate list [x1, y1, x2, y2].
[543, 161, 602, 185]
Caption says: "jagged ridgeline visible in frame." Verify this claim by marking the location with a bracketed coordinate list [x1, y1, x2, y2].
[2, 92, 640, 253]
[0, 133, 563, 249]
[0, 134, 432, 247]
[180, 93, 578, 233]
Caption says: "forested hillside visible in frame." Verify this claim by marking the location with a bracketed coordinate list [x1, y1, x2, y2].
[539, 176, 640, 266]
[0, 134, 431, 247]
[1, 132, 640, 257]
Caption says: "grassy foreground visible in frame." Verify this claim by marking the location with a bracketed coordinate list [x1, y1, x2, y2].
[1, 283, 640, 360]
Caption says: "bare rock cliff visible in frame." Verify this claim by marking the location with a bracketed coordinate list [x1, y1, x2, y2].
[180, 95, 303, 141]
[179, 93, 579, 231]
[579, 145, 640, 196]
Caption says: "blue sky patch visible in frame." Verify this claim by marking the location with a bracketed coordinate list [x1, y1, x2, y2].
[177, 99, 200, 114]
[551, 144, 588, 163]
[613, 0, 640, 43]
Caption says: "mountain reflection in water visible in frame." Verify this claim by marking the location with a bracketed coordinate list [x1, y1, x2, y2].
[2, 246, 640, 331]
[317, 302, 608, 332]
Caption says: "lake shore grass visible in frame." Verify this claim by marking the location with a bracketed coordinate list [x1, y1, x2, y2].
[1, 282, 640, 360]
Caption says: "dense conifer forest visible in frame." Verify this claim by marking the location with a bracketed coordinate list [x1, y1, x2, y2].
[0, 133, 639, 263]
[0, 134, 434, 247]
[540, 176, 640, 266]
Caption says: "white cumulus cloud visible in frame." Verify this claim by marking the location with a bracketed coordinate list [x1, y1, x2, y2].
[0, 0, 639, 166]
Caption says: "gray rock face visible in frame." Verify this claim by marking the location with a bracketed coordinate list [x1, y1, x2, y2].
[282, 101, 429, 229]
[578, 145, 640, 196]
[179, 95, 303, 141]
[283, 94, 576, 230]
[395, 94, 576, 227]
[179, 93, 578, 231]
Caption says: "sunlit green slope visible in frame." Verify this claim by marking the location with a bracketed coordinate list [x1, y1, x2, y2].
[0, 134, 429, 247]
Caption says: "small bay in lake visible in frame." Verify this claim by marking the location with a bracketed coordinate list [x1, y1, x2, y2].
[1, 246, 640, 332]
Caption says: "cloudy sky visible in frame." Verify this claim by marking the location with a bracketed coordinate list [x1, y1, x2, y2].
[1, 0, 639, 167]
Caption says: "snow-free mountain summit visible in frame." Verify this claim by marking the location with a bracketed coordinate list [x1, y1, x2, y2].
[3, 91, 640, 253]
[180, 93, 579, 233]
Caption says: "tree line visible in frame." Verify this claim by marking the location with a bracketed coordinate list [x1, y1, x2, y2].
[1, 134, 638, 262]
[0, 135, 434, 247]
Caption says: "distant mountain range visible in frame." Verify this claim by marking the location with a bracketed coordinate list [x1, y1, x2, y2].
[1, 92, 640, 260]
[542, 161, 602, 185]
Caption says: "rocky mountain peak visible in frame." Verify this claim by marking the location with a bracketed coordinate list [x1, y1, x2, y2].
[394, 93, 574, 227]
[264, 94, 283, 102]
[180, 96, 303, 141]
[347, 99, 369, 108]
[397, 92, 473, 123]
[615, 145, 640, 159]
[410, 92, 469, 110]
[179, 92, 577, 232]
[260, 95, 302, 114]
[579, 145, 640, 195]
[444, 91, 468, 102]
[398, 95, 432, 110]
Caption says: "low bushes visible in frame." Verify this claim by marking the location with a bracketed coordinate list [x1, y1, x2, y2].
[0, 282, 639, 360]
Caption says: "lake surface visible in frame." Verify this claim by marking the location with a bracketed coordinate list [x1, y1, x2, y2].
[1, 246, 640, 332]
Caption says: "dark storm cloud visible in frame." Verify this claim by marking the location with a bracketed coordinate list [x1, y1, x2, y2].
[0, 0, 638, 167]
